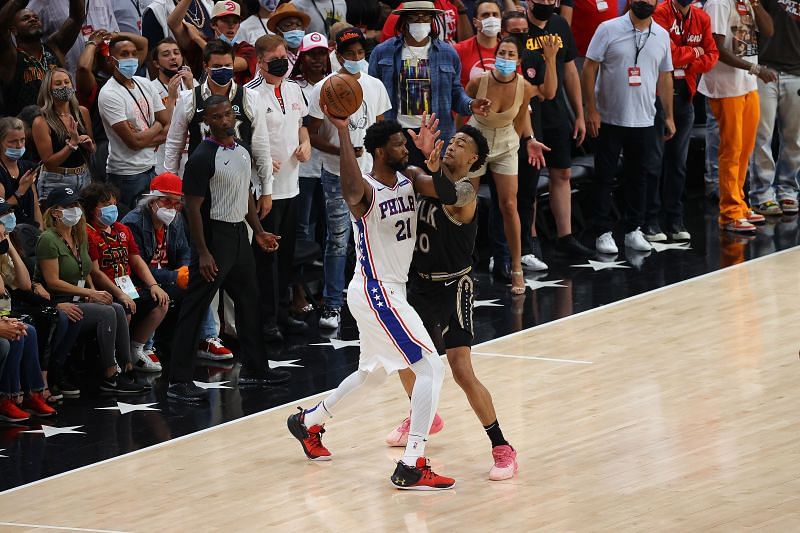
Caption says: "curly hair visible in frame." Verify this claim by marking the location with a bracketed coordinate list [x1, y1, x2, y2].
[457, 124, 489, 172]
[79, 182, 120, 225]
[364, 120, 404, 156]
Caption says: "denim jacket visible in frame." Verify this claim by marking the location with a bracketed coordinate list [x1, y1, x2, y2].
[121, 207, 191, 286]
[368, 36, 473, 141]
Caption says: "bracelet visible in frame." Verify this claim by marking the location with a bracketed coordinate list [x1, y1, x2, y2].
[68, 142, 79, 151]
[749, 63, 762, 75]
[86, 41, 97, 46]
[521, 135, 535, 143]
[148, 283, 158, 288]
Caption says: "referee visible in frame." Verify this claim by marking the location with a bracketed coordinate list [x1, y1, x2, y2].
[167, 95, 290, 402]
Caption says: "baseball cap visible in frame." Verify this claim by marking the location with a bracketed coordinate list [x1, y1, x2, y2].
[47, 186, 82, 208]
[300, 32, 328, 53]
[149, 172, 183, 197]
[211, 0, 241, 19]
[335, 27, 366, 53]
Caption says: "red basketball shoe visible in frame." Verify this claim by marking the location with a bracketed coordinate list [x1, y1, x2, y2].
[391, 457, 455, 490]
[287, 407, 332, 461]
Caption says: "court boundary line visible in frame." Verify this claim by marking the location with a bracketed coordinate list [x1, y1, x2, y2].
[0, 521, 129, 533]
[472, 352, 593, 364]
[0, 245, 795, 497]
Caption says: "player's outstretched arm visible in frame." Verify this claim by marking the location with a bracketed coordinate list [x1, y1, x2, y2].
[323, 105, 372, 219]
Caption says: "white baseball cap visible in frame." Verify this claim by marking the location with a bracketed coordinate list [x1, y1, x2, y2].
[300, 32, 329, 53]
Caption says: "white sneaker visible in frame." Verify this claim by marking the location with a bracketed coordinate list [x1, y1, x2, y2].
[134, 352, 162, 373]
[319, 306, 341, 329]
[624, 228, 654, 251]
[595, 232, 618, 254]
[520, 254, 548, 271]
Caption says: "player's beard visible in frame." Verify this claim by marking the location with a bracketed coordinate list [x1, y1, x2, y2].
[388, 156, 408, 172]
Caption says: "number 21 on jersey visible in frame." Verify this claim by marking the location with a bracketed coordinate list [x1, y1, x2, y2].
[395, 217, 413, 241]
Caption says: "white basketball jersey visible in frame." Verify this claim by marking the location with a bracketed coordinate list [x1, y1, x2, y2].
[352, 173, 417, 284]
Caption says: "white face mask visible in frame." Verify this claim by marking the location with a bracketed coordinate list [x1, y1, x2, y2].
[480, 17, 501, 37]
[60, 207, 83, 227]
[155, 207, 177, 226]
[408, 22, 431, 42]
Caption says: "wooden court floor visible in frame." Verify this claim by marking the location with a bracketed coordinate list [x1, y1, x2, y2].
[1, 249, 799, 532]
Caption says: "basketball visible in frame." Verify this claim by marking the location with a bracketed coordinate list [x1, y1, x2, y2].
[319, 73, 363, 119]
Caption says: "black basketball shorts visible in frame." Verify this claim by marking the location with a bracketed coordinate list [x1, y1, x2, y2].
[408, 272, 474, 350]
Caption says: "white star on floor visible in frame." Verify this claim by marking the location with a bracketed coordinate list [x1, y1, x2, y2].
[96, 402, 160, 414]
[23, 425, 86, 437]
[651, 242, 692, 252]
[0, 449, 6, 458]
[474, 299, 502, 308]
[525, 278, 567, 291]
[310, 339, 361, 350]
[193, 380, 233, 390]
[572, 259, 630, 271]
[268, 359, 304, 369]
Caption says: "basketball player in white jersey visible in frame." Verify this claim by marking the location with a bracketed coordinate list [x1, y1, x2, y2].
[287, 107, 473, 490]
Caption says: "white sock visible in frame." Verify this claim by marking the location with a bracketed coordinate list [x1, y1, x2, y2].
[302, 400, 333, 427]
[402, 352, 444, 465]
[402, 434, 426, 466]
[130, 341, 145, 358]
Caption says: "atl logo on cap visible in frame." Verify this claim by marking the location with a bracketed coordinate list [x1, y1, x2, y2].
[224, 1, 236, 11]
[311, 34, 321, 42]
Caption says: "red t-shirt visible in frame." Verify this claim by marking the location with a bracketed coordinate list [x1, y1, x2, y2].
[150, 226, 168, 269]
[571, 0, 619, 57]
[233, 41, 258, 85]
[453, 36, 497, 87]
[87, 222, 141, 280]
[381, 0, 459, 43]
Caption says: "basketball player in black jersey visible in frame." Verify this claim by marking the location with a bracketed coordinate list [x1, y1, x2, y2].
[385, 114, 521, 480]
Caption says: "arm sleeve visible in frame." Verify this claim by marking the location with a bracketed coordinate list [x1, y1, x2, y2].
[308, 82, 324, 119]
[705, 0, 730, 36]
[688, 13, 721, 74]
[164, 90, 191, 174]
[182, 144, 214, 198]
[448, 50, 473, 116]
[561, 19, 578, 63]
[98, 87, 129, 128]
[247, 90, 273, 196]
[585, 23, 609, 63]
[35, 232, 60, 261]
[660, 34, 674, 71]
[147, 81, 166, 113]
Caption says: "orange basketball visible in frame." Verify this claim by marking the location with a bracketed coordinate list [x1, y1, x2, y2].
[319, 73, 363, 119]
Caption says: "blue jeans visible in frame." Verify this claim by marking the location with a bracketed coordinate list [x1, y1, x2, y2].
[108, 168, 155, 209]
[0, 325, 45, 394]
[321, 168, 352, 309]
[296, 176, 322, 242]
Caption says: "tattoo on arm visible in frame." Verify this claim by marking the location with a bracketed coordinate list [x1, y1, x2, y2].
[453, 181, 477, 207]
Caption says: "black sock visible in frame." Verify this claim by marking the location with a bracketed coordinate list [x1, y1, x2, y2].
[483, 420, 509, 448]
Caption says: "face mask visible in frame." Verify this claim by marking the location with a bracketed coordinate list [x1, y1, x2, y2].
[494, 57, 517, 76]
[218, 32, 239, 46]
[60, 207, 83, 227]
[0, 213, 16, 234]
[480, 17, 501, 37]
[259, 0, 279, 10]
[630, 0, 656, 19]
[531, 3, 555, 20]
[99, 204, 118, 226]
[343, 58, 368, 75]
[266, 57, 290, 77]
[4, 147, 25, 160]
[161, 66, 180, 78]
[155, 207, 177, 226]
[408, 22, 431, 42]
[52, 86, 75, 101]
[115, 57, 139, 79]
[282, 29, 305, 49]
[209, 66, 234, 86]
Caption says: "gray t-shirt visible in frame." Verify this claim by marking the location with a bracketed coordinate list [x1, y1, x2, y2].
[290, 0, 347, 35]
[759, 0, 800, 75]
[586, 14, 673, 128]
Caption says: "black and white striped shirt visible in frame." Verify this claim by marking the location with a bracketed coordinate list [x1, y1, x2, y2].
[183, 138, 252, 223]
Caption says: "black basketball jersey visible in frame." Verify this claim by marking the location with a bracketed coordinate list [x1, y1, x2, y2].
[187, 84, 254, 156]
[413, 191, 478, 278]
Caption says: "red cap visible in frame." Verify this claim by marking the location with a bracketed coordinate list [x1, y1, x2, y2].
[149, 172, 183, 197]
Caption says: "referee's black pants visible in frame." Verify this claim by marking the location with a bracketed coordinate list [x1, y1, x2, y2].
[255, 197, 297, 325]
[170, 221, 265, 383]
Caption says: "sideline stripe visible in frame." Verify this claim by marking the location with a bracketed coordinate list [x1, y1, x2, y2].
[0, 522, 129, 533]
[472, 352, 593, 364]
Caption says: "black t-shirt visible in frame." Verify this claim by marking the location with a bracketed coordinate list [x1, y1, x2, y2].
[3, 44, 61, 117]
[524, 14, 577, 130]
[520, 49, 547, 136]
[759, 0, 800, 75]
[0, 159, 38, 226]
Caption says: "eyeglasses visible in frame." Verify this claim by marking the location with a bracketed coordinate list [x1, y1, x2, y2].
[278, 19, 305, 31]
[157, 198, 183, 209]
[405, 12, 434, 22]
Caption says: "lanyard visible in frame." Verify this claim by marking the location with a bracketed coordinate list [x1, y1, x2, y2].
[633, 24, 652, 66]
[258, 16, 269, 36]
[121, 78, 153, 128]
[61, 234, 84, 275]
[130, 0, 141, 17]
[475, 39, 489, 72]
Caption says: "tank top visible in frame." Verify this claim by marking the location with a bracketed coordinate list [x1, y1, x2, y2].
[351, 173, 417, 284]
[413, 183, 478, 278]
[187, 85, 254, 157]
[50, 120, 87, 168]
[471, 73, 525, 129]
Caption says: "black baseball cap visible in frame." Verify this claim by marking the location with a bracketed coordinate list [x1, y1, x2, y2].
[0, 198, 13, 216]
[47, 185, 82, 208]
[335, 27, 367, 53]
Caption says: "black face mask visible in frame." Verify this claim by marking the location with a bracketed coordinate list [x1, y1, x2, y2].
[0, 239, 9, 255]
[532, 3, 555, 21]
[266, 57, 289, 77]
[630, 1, 656, 19]
[160, 66, 180, 78]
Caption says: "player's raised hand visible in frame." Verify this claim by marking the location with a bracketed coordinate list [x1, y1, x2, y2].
[408, 112, 441, 157]
[425, 139, 445, 174]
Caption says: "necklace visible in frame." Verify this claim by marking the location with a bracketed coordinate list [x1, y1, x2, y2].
[491, 71, 517, 84]
[183, 0, 206, 29]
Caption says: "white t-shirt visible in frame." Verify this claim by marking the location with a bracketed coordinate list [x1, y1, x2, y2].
[246, 75, 308, 200]
[308, 72, 393, 176]
[239, 15, 272, 46]
[697, 0, 759, 98]
[99, 76, 166, 175]
[397, 43, 432, 130]
[291, 0, 347, 35]
[150, 76, 198, 177]
[298, 79, 324, 179]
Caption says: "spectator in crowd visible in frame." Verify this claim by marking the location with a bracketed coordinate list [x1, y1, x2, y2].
[466, 36, 554, 293]
[369, 1, 490, 169]
[344, 0, 386, 58]
[81, 182, 170, 373]
[266, 3, 312, 70]
[697, 0, 775, 232]
[149, 38, 197, 175]
[246, 35, 311, 337]
[121, 173, 233, 362]
[308, 27, 392, 330]
[111, 0, 146, 34]
[748, 0, 800, 216]
[76, 29, 149, 183]
[454, 0, 502, 87]
[570, 0, 618, 67]
[170, 0, 259, 84]
[293, 0, 347, 35]
[0, 317, 55, 422]
[35, 185, 145, 393]
[0, 0, 85, 116]
[15, 105, 43, 163]
[98, 35, 169, 209]
[143, 0, 214, 54]
[582, 0, 676, 253]
[167, 96, 288, 402]
[525, 0, 593, 258]
[239, 0, 279, 45]
[0, 118, 43, 228]
[381, 0, 472, 43]
[646, 0, 718, 242]
[33, 68, 95, 201]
